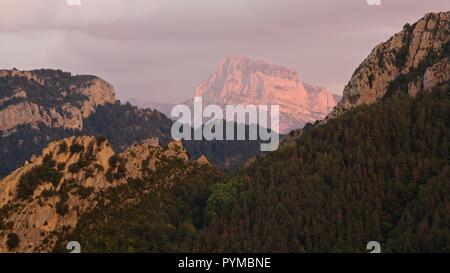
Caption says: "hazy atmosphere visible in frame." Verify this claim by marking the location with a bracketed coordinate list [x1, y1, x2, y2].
[1, 0, 448, 102]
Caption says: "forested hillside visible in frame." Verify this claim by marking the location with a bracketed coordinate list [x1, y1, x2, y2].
[62, 86, 449, 253]
[0, 102, 173, 177]
[0, 100, 263, 177]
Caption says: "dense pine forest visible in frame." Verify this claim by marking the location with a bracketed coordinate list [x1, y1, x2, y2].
[60, 86, 450, 253]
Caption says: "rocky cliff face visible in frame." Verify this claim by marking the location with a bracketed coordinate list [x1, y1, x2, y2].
[192, 55, 340, 133]
[0, 69, 116, 133]
[0, 135, 195, 252]
[330, 12, 450, 117]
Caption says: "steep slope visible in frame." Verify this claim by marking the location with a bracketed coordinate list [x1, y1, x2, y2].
[191, 54, 340, 133]
[0, 102, 174, 177]
[197, 87, 449, 253]
[0, 135, 208, 252]
[64, 86, 449, 253]
[55, 147, 221, 253]
[0, 70, 264, 177]
[330, 11, 449, 117]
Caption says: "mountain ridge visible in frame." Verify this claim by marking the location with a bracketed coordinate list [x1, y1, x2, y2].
[329, 11, 449, 118]
[189, 54, 340, 133]
[0, 69, 116, 133]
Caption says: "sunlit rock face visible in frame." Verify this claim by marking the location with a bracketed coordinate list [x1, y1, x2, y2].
[329, 11, 450, 118]
[192, 54, 340, 133]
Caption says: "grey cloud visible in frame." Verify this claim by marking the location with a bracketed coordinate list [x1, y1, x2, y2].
[0, 0, 448, 102]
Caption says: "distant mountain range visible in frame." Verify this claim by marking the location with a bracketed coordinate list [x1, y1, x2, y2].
[129, 55, 341, 133]
[192, 54, 340, 132]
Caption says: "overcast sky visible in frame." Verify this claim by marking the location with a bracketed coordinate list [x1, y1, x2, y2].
[0, 0, 448, 102]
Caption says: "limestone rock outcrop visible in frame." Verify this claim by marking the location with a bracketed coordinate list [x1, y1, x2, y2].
[0, 69, 116, 132]
[330, 12, 449, 118]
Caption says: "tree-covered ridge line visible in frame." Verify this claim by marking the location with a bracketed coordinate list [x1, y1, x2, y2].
[0, 100, 265, 178]
[62, 86, 449, 253]
[0, 69, 97, 110]
[0, 102, 173, 178]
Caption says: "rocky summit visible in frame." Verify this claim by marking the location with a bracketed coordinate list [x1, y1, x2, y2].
[330, 11, 450, 118]
[192, 54, 340, 133]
